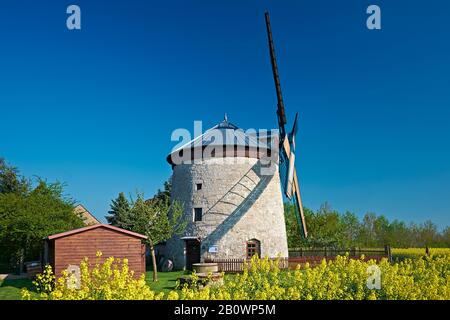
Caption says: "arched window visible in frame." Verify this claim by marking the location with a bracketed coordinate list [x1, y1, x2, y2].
[246, 239, 261, 259]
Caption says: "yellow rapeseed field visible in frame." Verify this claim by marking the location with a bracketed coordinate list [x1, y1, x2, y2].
[392, 248, 450, 260]
[23, 251, 450, 300]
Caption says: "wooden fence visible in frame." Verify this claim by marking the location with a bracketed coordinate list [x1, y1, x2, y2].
[205, 246, 392, 273]
[289, 246, 391, 259]
[204, 257, 289, 273]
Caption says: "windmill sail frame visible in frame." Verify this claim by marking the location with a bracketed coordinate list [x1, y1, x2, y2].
[264, 11, 308, 238]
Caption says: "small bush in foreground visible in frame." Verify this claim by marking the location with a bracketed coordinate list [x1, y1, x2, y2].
[22, 252, 163, 300]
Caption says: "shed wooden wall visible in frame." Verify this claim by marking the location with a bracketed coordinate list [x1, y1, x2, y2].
[52, 227, 146, 278]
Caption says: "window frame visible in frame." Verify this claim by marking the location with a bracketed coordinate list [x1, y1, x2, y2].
[193, 207, 203, 222]
[246, 239, 261, 259]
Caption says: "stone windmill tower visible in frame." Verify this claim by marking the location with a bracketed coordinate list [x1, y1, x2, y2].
[165, 12, 307, 270]
[165, 116, 289, 270]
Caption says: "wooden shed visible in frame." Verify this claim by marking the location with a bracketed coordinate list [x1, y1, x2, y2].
[43, 224, 147, 278]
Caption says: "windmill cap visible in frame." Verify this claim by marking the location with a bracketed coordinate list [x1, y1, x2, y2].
[167, 116, 278, 166]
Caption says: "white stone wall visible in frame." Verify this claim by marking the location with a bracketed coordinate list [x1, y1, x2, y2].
[165, 156, 288, 270]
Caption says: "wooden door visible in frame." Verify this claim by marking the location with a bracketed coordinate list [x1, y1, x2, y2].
[185, 240, 201, 270]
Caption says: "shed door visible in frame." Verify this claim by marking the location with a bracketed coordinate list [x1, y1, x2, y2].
[185, 240, 201, 271]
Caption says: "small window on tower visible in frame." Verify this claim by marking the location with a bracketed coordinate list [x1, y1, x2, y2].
[246, 239, 261, 259]
[196, 183, 202, 191]
[194, 208, 203, 222]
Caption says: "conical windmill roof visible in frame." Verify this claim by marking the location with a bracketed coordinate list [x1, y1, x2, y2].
[167, 116, 277, 166]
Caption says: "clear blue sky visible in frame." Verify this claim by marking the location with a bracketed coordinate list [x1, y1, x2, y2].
[0, 1, 449, 228]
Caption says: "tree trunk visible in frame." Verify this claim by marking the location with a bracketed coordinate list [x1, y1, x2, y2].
[149, 242, 158, 282]
[14, 248, 25, 275]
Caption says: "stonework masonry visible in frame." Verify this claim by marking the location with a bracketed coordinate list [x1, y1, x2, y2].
[165, 156, 289, 270]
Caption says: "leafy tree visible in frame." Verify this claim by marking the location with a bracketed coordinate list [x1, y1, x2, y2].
[137, 192, 187, 281]
[387, 220, 409, 247]
[0, 157, 30, 195]
[340, 211, 361, 248]
[285, 202, 449, 249]
[145, 179, 172, 207]
[443, 227, 450, 247]
[107, 185, 186, 282]
[105, 192, 131, 226]
[373, 215, 390, 246]
[284, 203, 306, 248]
[314, 203, 344, 247]
[358, 213, 373, 247]
[0, 179, 84, 272]
[419, 220, 439, 247]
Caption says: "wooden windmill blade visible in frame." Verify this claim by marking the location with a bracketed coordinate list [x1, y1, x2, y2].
[282, 134, 294, 199]
[265, 11, 287, 140]
[265, 11, 308, 238]
[293, 168, 308, 238]
[281, 133, 308, 238]
[285, 112, 299, 199]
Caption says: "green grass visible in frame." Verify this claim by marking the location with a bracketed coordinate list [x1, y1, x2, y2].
[145, 270, 187, 294]
[0, 270, 188, 300]
[0, 278, 36, 300]
[0, 270, 187, 300]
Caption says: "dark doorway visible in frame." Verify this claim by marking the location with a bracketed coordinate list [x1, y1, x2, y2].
[185, 239, 201, 270]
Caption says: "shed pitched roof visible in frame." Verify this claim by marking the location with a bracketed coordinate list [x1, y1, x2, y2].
[45, 224, 148, 240]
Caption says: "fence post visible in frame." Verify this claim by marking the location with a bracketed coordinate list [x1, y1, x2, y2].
[385, 245, 392, 263]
